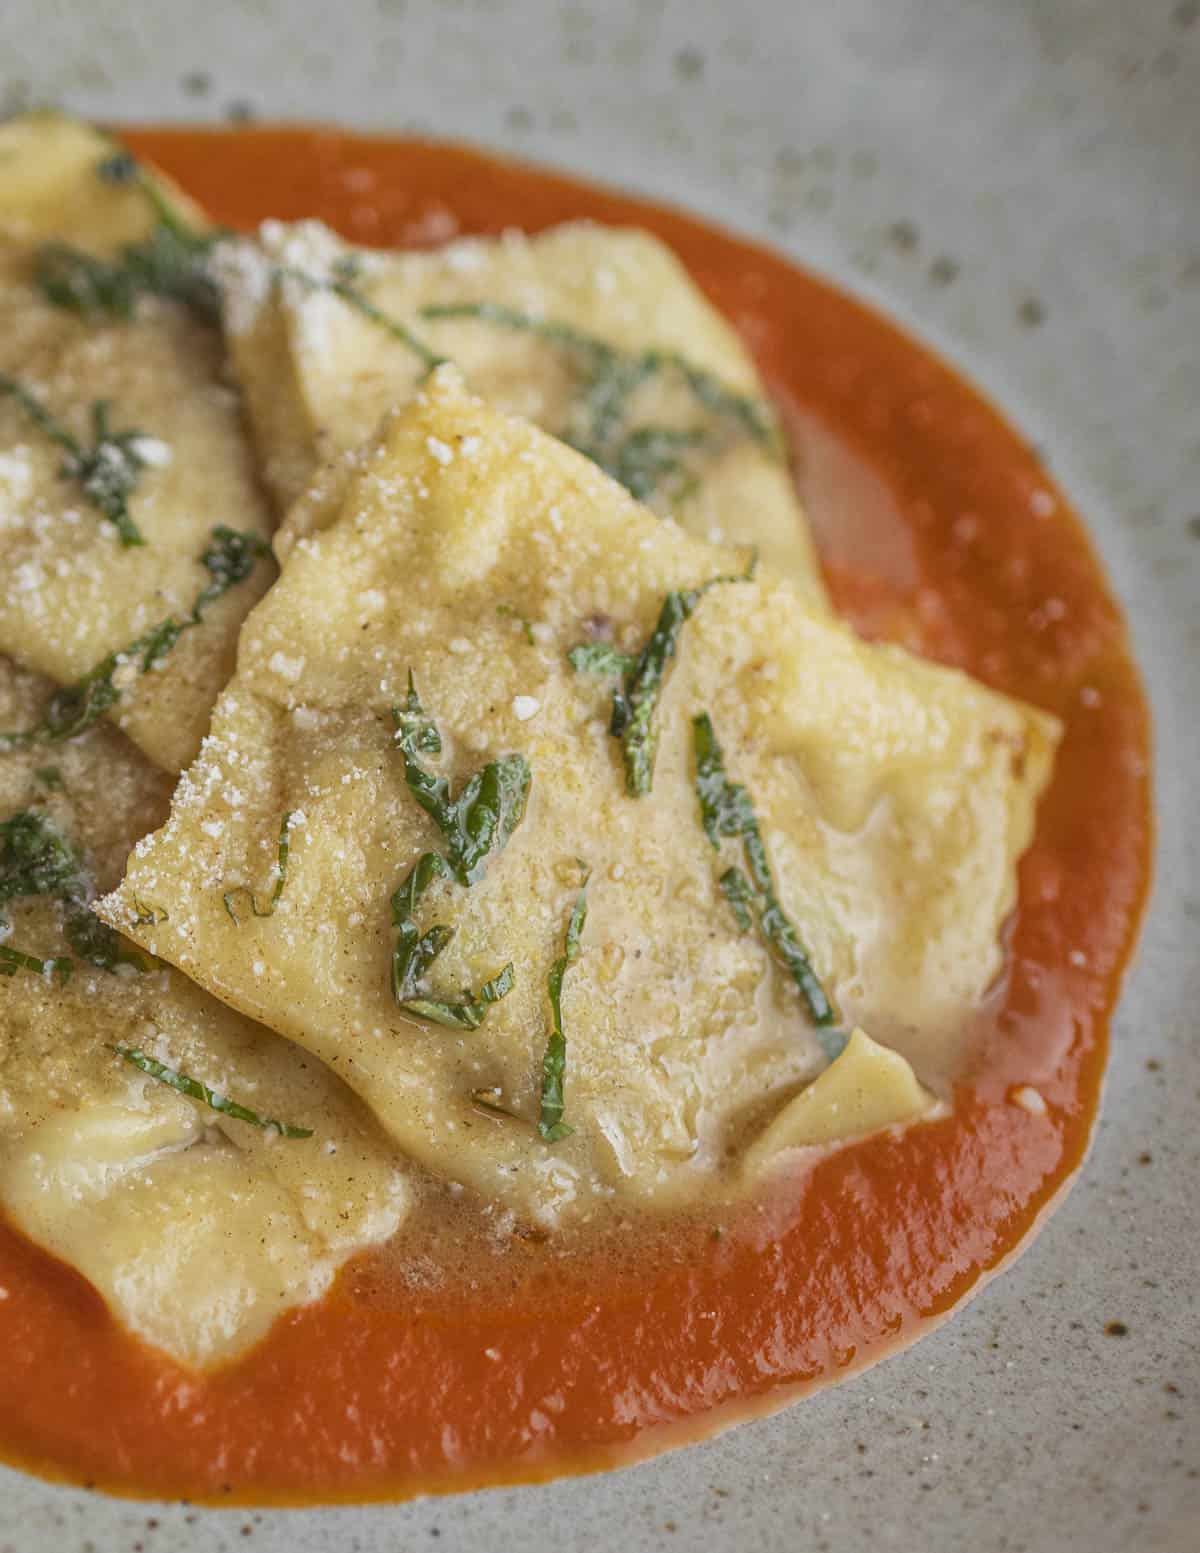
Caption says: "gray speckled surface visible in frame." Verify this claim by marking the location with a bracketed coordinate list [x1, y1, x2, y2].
[0, 1, 1197, 1549]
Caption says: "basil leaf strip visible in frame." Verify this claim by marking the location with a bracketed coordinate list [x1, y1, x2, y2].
[538, 871, 590, 1142]
[33, 147, 221, 324]
[115, 1046, 313, 1137]
[692, 712, 837, 1037]
[419, 300, 778, 505]
[568, 563, 754, 796]
[223, 810, 298, 924]
[389, 675, 528, 1027]
[393, 673, 530, 885]
[0, 525, 269, 751]
[0, 809, 155, 979]
[276, 262, 444, 375]
[0, 377, 150, 546]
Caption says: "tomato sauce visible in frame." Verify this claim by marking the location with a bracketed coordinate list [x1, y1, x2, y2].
[0, 127, 1152, 1503]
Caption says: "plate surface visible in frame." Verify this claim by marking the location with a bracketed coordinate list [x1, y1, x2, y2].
[0, 2, 1196, 1549]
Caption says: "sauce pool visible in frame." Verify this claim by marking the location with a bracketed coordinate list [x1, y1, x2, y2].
[0, 126, 1153, 1504]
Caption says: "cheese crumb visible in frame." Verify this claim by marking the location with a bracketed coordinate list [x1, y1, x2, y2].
[267, 651, 305, 683]
[131, 436, 173, 468]
[512, 695, 540, 722]
[1012, 1086, 1047, 1116]
[426, 436, 454, 466]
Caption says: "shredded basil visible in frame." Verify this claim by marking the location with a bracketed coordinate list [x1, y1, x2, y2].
[223, 810, 297, 924]
[718, 865, 755, 932]
[538, 872, 589, 1141]
[418, 300, 778, 504]
[0, 943, 72, 981]
[0, 525, 269, 751]
[34, 145, 448, 367]
[566, 642, 635, 677]
[568, 561, 755, 797]
[691, 712, 837, 1038]
[393, 673, 530, 885]
[276, 260, 444, 375]
[34, 767, 64, 792]
[400, 962, 515, 1031]
[388, 675, 527, 1027]
[33, 149, 221, 324]
[390, 850, 515, 1027]
[0, 376, 151, 546]
[114, 1046, 313, 1137]
[0, 809, 155, 979]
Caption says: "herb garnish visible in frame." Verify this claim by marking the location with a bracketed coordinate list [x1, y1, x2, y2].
[419, 301, 778, 504]
[389, 674, 527, 1027]
[538, 871, 589, 1142]
[568, 562, 755, 797]
[223, 810, 298, 924]
[114, 1046, 313, 1137]
[691, 712, 837, 1039]
[0, 809, 155, 980]
[393, 673, 531, 886]
[276, 257, 444, 375]
[34, 767, 64, 791]
[0, 376, 151, 546]
[0, 525, 269, 751]
[34, 149, 221, 324]
[0, 943, 72, 981]
[390, 851, 516, 1028]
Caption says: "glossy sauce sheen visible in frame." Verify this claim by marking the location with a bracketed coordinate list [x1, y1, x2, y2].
[0, 128, 1152, 1503]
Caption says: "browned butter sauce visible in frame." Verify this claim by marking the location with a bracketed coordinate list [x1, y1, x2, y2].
[0, 126, 1152, 1504]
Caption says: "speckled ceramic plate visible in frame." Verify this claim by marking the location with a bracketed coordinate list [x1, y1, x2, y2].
[0, 2, 1196, 1549]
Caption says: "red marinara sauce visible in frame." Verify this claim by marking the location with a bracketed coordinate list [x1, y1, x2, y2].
[0, 127, 1152, 1504]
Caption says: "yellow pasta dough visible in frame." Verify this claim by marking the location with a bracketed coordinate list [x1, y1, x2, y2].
[103, 369, 1058, 1227]
[0, 652, 408, 1368]
[217, 217, 827, 604]
[0, 112, 275, 774]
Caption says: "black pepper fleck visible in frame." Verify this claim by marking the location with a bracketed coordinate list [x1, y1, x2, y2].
[1018, 298, 1046, 328]
[1105, 1320, 1130, 1337]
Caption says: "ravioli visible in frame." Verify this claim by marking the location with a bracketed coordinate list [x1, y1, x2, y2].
[217, 218, 827, 604]
[0, 652, 408, 1368]
[741, 1028, 937, 1178]
[0, 113, 274, 774]
[102, 369, 1057, 1227]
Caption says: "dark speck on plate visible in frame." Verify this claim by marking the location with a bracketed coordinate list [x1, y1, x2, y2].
[887, 220, 919, 253]
[929, 256, 960, 287]
[674, 47, 706, 82]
